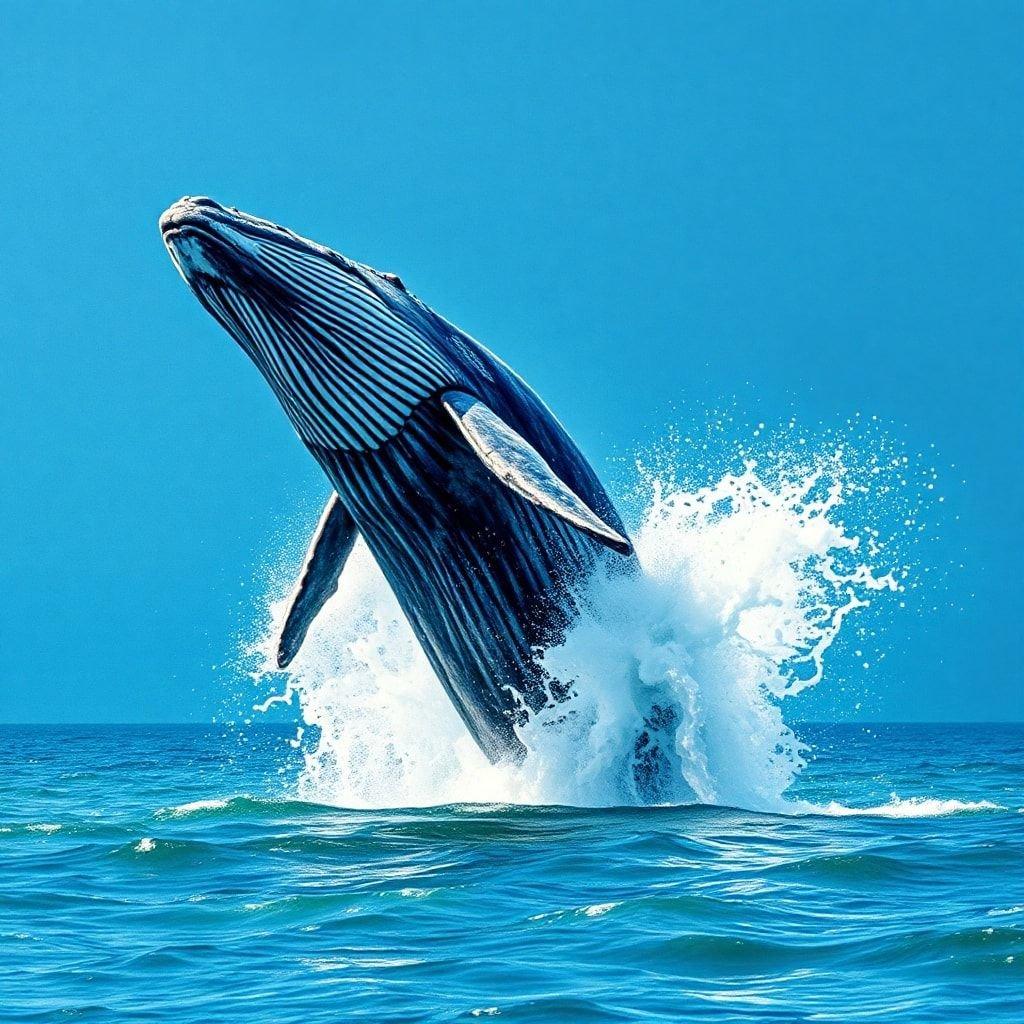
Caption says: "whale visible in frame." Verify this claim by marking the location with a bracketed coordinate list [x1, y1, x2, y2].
[160, 197, 637, 764]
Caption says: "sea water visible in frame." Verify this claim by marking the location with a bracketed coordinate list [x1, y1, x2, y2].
[2, 418, 1021, 1021]
[1, 724, 1020, 1021]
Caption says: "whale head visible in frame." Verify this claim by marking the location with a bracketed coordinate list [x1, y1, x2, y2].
[160, 196, 453, 451]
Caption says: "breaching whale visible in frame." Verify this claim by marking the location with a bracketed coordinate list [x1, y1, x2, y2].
[160, 197, 636, 763]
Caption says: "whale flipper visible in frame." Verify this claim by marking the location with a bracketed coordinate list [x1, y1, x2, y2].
[277, 493, 359, 668]
[442, 390, 632, 555]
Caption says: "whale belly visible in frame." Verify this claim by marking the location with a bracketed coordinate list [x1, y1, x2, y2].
[313, 401, 610, 762]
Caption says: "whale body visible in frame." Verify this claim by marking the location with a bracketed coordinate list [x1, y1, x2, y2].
[160, 197, 636, 763]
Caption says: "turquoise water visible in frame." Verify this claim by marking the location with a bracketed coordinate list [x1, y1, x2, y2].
[1, 723, 1021, 1022]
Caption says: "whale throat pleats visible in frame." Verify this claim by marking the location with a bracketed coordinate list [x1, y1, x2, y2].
[313, 402, 610, 762]
[224, 235, 456, 451]
[442, 391, 633, 555]
[277, 494, 359, 668]
[276, 393, 632, 672]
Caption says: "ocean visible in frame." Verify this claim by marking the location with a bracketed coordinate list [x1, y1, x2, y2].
[1, 722, 1020, 1022]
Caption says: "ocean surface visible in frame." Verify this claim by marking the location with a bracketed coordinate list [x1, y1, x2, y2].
[1, 722, 1021, 1023]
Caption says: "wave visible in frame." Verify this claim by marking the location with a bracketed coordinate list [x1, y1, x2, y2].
[156, 795, 325, 820]
[146, 792, 1008, 823]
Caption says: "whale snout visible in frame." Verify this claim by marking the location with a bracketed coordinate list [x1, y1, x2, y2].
[160, 196, 238, 283]
[159, 195, 263, 284]
[159, 195, 224, 235]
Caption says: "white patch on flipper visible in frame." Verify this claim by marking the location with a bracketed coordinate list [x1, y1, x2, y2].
[442, 391, 632, 554]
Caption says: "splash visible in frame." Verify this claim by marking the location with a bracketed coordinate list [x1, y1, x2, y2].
[249, 419, 925, 811]
[503, 451, 899, 810]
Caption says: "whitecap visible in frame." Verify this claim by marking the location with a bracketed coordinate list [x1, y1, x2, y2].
[807, 795, 1003, 818]
[579, 902, 619, 917]
[159, 798, 230, 817]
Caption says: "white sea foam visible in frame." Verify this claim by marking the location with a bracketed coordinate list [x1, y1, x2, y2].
[159, 798, 230, 817]
[580, 902, 619, 917]
[250, 423, 934, 811]
[802, 796, 1003, 818]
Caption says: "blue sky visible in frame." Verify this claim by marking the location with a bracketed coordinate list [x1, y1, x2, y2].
[2, 2, 1020, 723]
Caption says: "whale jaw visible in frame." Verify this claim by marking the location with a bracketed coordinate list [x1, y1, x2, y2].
[159, 196, 456, 452]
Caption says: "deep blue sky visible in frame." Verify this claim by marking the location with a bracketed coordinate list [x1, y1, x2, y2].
[2, 3, 1020, 723]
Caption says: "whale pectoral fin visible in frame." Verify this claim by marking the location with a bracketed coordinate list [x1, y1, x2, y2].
[442, 390, 633, 555]
[277, 493, 359, 668]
